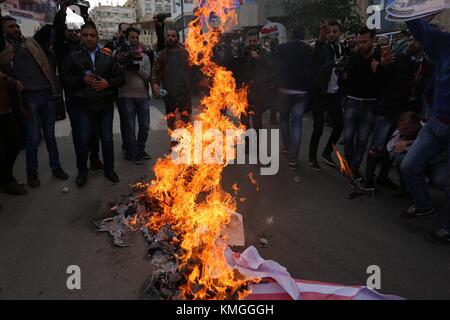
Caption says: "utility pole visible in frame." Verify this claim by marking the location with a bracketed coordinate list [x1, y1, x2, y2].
[180, 0, 185, 42]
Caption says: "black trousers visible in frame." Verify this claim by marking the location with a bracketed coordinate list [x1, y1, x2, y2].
[0, 114, 22, 187]
[309, 93, 343, 162]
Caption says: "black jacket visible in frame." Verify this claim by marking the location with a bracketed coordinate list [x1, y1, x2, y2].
[312, 40, 345, 95]
[53, 8, 81, 73]
[61, 48, 125, 111]
[273, 40, 313, 94]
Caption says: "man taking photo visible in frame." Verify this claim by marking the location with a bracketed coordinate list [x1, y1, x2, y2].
[116, 27, 152, 165]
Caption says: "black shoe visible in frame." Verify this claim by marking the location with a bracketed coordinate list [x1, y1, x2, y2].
[90, 159, 104, 171]
[3, 181, 27, 195]
[133, 156, 144, 165]
[426, 229, 450, 245]
[288, 161, 299, 170]
[376, 177, 398, 189]
[27, 177, 41, 189]
[401, 205, 435, 218]
[105, 170, 120, 183]
[52, 168, 69, 181]
[76, 172, 88, 187]
[309, 161, 321, 171]
[124, 153, 132, 161]
[321, 154, 336, 167]
[141, 151, 152, 160]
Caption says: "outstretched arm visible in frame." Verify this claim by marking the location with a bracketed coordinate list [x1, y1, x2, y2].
[406, 18, 450, 61]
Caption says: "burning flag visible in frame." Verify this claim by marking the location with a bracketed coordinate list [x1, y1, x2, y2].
[141, 0, 257, 300]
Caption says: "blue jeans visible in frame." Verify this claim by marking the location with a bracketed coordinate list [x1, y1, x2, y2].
[343, 98, 376, 173]
[392, 152, 408, 192]
[22, 92, 61, 178]
[365, 116, 395, 187]
[118, 98, 150, 159]
[77, 107, 114, 173]
[401, 116, 450, 231]
[66, 99, 100, 163]
[278, 93, 309, 163]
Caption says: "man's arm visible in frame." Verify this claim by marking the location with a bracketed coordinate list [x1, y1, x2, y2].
[137, 54, 151, 82]
[406, 18, 450, 61]
[53, 4, 68, 57]
[61, 55, 84, 89]
[150, 51, 163, 86]
[106, 58, 125, 90]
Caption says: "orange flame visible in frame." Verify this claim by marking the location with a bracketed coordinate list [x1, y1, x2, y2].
[333, 145, 353, 179]
[248, 172, 260, 192]
[143, 0, 257, 300]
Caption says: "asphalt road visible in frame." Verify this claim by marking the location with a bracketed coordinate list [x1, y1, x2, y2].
[0, 100, 449, 300]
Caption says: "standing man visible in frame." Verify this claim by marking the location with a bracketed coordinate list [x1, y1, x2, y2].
[151, 28, 191, 131]
[53, 1, 103, 171]
[345, 33, 359, 55]
[61, 23, 124, 187]
[401, 16, 450, 245]
[273, 25, 313, 170]
[341, 27, 380, 178]
[0, 3, 26, 195]
[241, 30, 272, 134]
[117, 27, 152, 165]
[0, 15, 68, 188]
[309, 21, 345, 171]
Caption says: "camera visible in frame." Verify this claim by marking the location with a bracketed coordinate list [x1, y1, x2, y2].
[118, 40, 144, 69]
[334, 55, 349, 75]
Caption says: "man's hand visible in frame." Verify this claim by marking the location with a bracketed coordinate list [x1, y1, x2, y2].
[57, 0, 68, 10]
[371, 58, 380, 73]
[250, 50, 259, 59]
[395, 140, 409, 153]
[84, 75, 96, 86]
[152, 84, 161, 98]
[318, 23, 330, 43]
[14, 80, 24, 92]
[92, 77, 109, 91]
[380, 48, 395, 67]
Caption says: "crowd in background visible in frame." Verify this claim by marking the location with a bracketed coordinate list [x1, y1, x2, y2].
[0, 3, 449, 244]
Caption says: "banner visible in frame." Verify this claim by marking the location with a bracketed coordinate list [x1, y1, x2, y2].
[4, 0, 58, 24]
[386, 0, 450, 21]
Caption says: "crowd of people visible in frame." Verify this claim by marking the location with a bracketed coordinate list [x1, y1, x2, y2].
[0, 3, 449, 244]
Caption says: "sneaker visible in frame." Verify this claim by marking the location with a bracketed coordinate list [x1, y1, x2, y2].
[321, 154, 336, 167]
[3, 181, 27, 195]
[288, 161, 299, 170]
[141, 152, 152, 160]
[376, 177, 398, 189]
[282, 149, 292, 157]
[52, 168, 69, 181]
[426, 228, 450, 245]
[76, 172, 88, 188]
[105, 170, 120, 183]
[401, 205, 435, 219]
[133, 157, 144, 165]
[90, 159, 104, 171]
[309, 161, 321, 171]
[27, 177, 41, 189]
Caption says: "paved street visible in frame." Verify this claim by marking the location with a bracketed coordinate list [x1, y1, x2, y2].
[0, 100, 449, 300]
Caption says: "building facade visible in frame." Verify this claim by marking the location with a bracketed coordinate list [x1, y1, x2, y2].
[90, 5, 136, 41]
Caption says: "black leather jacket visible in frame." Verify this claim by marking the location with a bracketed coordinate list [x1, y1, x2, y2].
[61, 48, 125, 111]
[312, 40, 344, 95]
